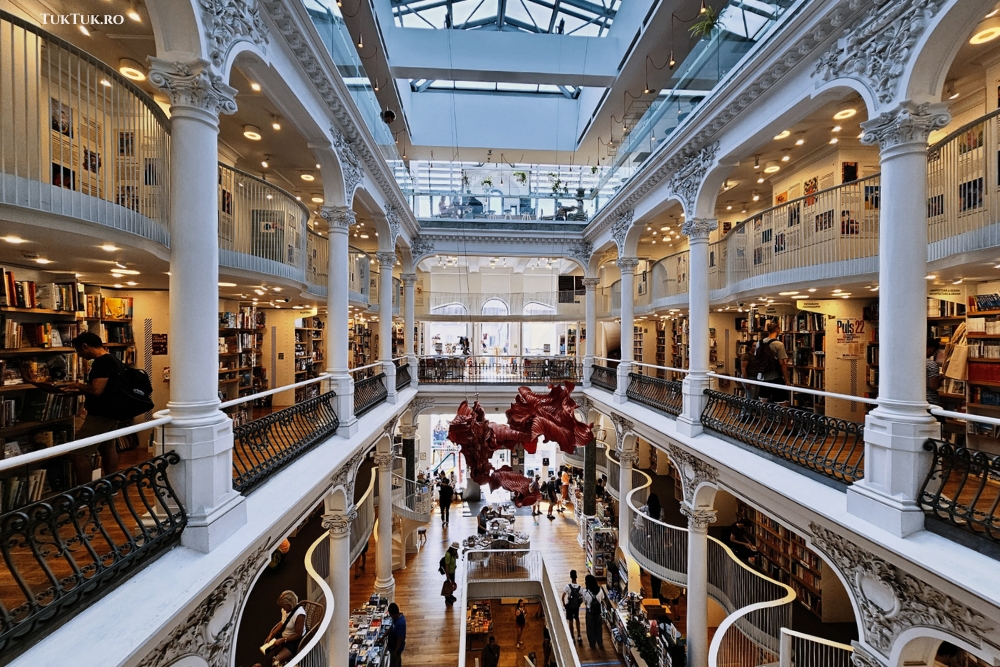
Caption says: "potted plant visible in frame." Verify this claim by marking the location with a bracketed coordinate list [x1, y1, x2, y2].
[513, 171, 528, 185]
[690, 5, 719, 39]
[626, 619, 660, 667]
[591, 165, 599, 174]
[548, 172, 563, 194]
[481, 176, 494, 188]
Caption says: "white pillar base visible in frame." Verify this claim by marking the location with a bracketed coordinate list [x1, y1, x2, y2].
[613, 362, 631, 403]
[582, 356, 594, 388]
[848, 408, 939, 537]
[373, 577, 396, 602]
[383, 362, 398, 404]
[677, 374, 710, 437]
[328, 374, 357, 437]
[406, 354, 419, 389]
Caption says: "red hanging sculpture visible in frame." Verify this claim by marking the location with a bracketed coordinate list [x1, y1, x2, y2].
[447, 382, 593, 506]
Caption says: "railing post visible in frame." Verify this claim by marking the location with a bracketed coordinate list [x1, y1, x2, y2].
[681, 503, 717, 667]
[321, 205, 358, 437]
[149, 58, 246, 553]
[322, 508, 355, 667]
[401, 273, 418, 388]
[779, 628, 793, 667]
[678, 218, 718, 437]
[377, 251, 399, 404]
[848, 101, 950, 537]
[583, 277, 600, 387]
[374, 452, 396, 601]
[615, 258, 640, 403]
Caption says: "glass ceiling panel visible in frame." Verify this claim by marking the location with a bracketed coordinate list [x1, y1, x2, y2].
[390, 0, 619, 35]
[412, 79, 583, 97]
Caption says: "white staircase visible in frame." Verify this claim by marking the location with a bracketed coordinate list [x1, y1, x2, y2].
[390, 474, 432, 571]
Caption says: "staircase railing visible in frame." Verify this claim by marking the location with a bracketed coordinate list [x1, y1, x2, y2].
[391, 473, 432, 521]
[778, 628, 853, 667]
[350, 468, 378, 564]
[287, 528, 335, 667]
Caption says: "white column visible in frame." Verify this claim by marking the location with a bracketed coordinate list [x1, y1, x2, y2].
[401, 273, 417, 387]
[374, 451, 396, 601]
[322, 509, 355, 667]
[583, 277, 599, 386]
[149, 58, 245, 553]
[377, 252, 398, 403]
[682, 504, 716, 667]
[617, 450, 638, 543]
[321, 206, 357, 437]
[678, 218, 718, 437]
[847, 101, 949, 538]
[615, 258, 639, 403]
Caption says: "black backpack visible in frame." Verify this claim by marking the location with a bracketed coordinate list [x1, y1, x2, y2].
[105, 356, 154, 420]
[754, 339, 779, 376]
[566, 584, 582, 612]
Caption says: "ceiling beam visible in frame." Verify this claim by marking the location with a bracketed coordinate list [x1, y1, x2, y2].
[546, 0, 561, 32]
[497, 0, 508, 30]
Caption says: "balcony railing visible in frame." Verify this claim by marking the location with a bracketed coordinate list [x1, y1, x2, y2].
[353, 364, 387, 416]
[421, 291, 582, 318]
[228, 382, 341, 494]
[0, 10, 170, 244]
[418, 355, 580, 384]
[391, 474, 432, 522]
[306, 229, 329, 295]
[627, 364, 685, 416]
[0, 452, 185, 654]
[591, 359, 618, 392]
[700, 387, 866, 485]
[920, 438, 1000, 545]
[350, 468, 377, 564]
[395, 360, 412, 391]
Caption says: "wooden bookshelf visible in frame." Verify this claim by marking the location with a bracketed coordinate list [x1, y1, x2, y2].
[294, 316, 325, 401]
[218, 307, 266, 410]
[632, 325, 643, 364]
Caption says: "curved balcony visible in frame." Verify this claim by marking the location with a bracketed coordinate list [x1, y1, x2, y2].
[306, 229, 329, 296]
[0, 10, 170, 245]
[420, 291, 582, 319]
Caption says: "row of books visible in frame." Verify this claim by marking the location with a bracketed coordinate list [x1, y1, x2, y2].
[0, 471, 48, 511]
[36, 282, 86, 312]
[966, 317, 1000, 335]
[1, 320, 83, 350]
[966, 362, 1000, 383]
[866, 345, 880, 365]
[968, 341, 1000, 359]
[2, 356, 80, 386]
[776, 312, 826, 333]
[970, 387, 1000, 406]
[219, 307, 265, 329]
[793, 368, 824, 389]
[219, 333, 259, 354]
[21, 391, 80, 423]
[928, 298, 966, 317]
[102, 323, 134, 344]
[98, 297, 134, 320]
[969, 294, 1000, 312]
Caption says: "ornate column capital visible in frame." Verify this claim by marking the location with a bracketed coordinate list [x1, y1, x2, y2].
[616, 257, 640, 274]
[400, 273, 417, 286]
[320, 205, 355, 229]
[582, 277, 601, 290]
[861, 101, 950, 151]
[322, 509, 357, 537]
[331, 127, 364, 197]
[610, 208, 635, 253]
[681, 504, 717, 530]
[619, 450, 640, 467]
[376, 251, 397, 268]
[681, 217, 718, 240]
[374, 452, 394, 470]
[147, 58, 237, 118]
[398, 424, 418, 439]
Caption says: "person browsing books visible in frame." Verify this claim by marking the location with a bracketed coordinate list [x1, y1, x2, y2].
[65, 332, 122, 485]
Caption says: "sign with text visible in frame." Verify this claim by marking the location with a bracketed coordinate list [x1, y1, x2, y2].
[151, 333, 168, 355]
[835, 318, 865, 344]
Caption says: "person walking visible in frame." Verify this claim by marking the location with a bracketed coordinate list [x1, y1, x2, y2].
[546, 476, 558, 520]
[561, 569, 584, 645]
[514, 599, 527, 648]
[438, 477, 454, 527]
[440, 541, 459, 606]
[529, 475, 541, 521]
[66, 333, 122, 485]
[560, 468, 570, 511]
[755, 321, 790, 406]
[388, 602, 407, 667]
[481, 636, 501, 667]
[583, 574, 605, 649]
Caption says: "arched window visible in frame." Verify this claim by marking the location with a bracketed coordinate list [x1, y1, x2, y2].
[523, 301, 556, 316]
[482, 298, 509, 316]
[431, 302, 468, 316]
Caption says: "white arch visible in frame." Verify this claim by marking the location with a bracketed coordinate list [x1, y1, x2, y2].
[523, 301, 556, 316]
[432, 302, 469, 315]
[482, 298, 509, 316]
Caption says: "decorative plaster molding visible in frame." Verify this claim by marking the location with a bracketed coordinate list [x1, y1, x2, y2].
[136, 544, 269, 667]
[610, 209, 634, 253]
[861, 100, 950, 150]
[382, 414, 399, 438]
[619, 450, 640, 467]
[666, 143, 720, 216]
[376, 251, 397, 268]
[385, 204, 402, 245]
[374, 452, 395, 470]
[330, 448, 368, 498]
[567, 240, 593, 266]
[575, 395, 593, 414]
[616, 257, 640, 273]
[682, 217, 718, 239]
[322, 509, 357, 537]
[409, 236, 435, 259]
[398, 424, 418, 439]
[610, 412, 634, 450]
[850, 642, 888, 667]
[809, 523, 995, 654]
[320, 205, 355, 229]
[330, 127, 364, 197]
[400, 273, 417, 286]
[198, 0, 269, 70]
[813, 0, 946, 106]
[582, 277, 601, 289]
[147, 58, 237, 117]
[666, 444, 719, 505]
[408, 396, 436, 418]
[680, 504, 718, 529]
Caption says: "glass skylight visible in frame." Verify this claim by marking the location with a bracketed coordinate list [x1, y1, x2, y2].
[391, 0, 619, 36]
[409, 79, 582, 98]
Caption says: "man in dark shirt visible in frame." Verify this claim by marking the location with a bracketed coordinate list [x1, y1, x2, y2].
[67, 333, 121, 485]
[438, 478, 454, 526]
[481, 636, 501, 667]
[388, 602, 406, 667]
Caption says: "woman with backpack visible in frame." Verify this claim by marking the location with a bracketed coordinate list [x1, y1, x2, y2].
[582, 574, 605, 649]
[561, 569, 584, 645]
[439, 542, 459, 606]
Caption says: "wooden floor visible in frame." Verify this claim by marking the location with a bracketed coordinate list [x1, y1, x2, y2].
[351, 495, 627, 667]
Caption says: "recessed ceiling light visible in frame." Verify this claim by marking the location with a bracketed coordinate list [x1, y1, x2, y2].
[792, 295, 809, 299]
[2, 236, 27, 244]
[829, 137, 839, 144]
[832, 125, 841, 132]
[970, 16, 1000, 44]
[764, 161, 780, 173]
[833, 108, 857, 120]
[757, 177, 765, 184]
[119, 59, 145, 81]
[774, 130, 790, 140]
[219, 282, 237, 287]
[781, 153, 790, 162]
[126, 4, 141, 21]
[832, 289, 842, 293]
[250, 82, 261, 92]
[100, 244, 119, 252]
[311, 195, 324, 203]
[316, 163, 321, 169]
[271, 116, 282, 131]
[926, 274, 936, 280]
[243, 125, 262, 141]
[795, 137, 805, 146]
[114, 283, 123, 288]
[272, 287, 282, 292]
[807, 288, 816, 292]
[34, 258, 52, 264]
[78, 24, 90, 36]
[111, 268, 140, 275]
[261, 157, 270, 169]
[301, 173, 315, 181]
[126, 281, 137, 286]
[779, 291, 799, 296]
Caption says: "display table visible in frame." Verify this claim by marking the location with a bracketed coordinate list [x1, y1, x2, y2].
[348, 593, 391, 667]
[465, 599, 493, 651]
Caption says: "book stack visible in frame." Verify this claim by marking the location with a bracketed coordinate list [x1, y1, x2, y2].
[35, 282, 85, 312]
[85, 294, 102, 318]
[970, 294, 1000, 312]
[0, 269, 37, 308]
[102, 297, 133, 320]
[966, 318, 1000, 335]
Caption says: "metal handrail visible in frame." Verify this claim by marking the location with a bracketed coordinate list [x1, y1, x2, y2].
[632, 360, 690, 375]
[287, 531, 335, 667]
[219, 374, 331, 409]
[707, 372, 878, 405]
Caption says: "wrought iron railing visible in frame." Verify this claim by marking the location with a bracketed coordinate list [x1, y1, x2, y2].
[395, 362, 411, 390]
[0, 452, 185, 653]
[354, 372, 387, 417]
[232, 390, 340, 493]
[627, 372, 683, 416]
[591, 364, 617, 392]
[418, 355, 580, 384]
[701, 390, 865, 484]
[919, 439, 1000, 544]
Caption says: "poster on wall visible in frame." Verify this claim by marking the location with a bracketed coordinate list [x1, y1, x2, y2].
[787, 203, 801, 227]
[774, 231, 787, 253]
[50, 98, 73, 138]
[252, 209, 286, 262]
[775, 191, 788, 205]
[842, 162, 858, 183]
[841, 210, 859, 235]
[928, 194, 944, 217]
[804, 176, 818, 206]
[151, 333, 168, 355]
[721, 221, 732, 234]
[815, 210, 835, 232]
[836, 318, 865, 358]
[79, 116, 103, 198]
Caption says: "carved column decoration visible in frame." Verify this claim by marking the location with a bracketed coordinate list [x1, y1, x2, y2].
[610, 208, 635, 253]
[198, 0, 270, 70]
[322, 510, 357, 537]
[148, 59, 237, 117]
[374, 452, 394, 470]
[667, 444, 719, 506]
[666, 143, 719, 215]
[861, 101, 951, 149]
[331, 127, 364, 196]
[320, 205, 356, 229]
[681, 217, 718, 239]
[680, 504, 718, 530]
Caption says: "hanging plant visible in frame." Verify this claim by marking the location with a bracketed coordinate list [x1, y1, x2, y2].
[481, 176, 494, 188]
[591, 165, 599, 174]
[689, 5, 719, 39]
[513, 171, 528, 185]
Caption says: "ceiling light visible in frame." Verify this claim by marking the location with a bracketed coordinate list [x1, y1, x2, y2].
[219, 282, 237, 287]
[792, 295, 809, 299]
[100, 244, 119, 252]
[808, 288, 816, 293]
[752, 191, 760, 202]
[316, 163, 321, 169]
[926, 274, 936, 280]
[764, 161, 780, 173]
[311, 195, 324, 203]
[126, 5, 141, 22]
[870, 286, 879, 291]
[99, 78, 112, 88]
[840, 294, 850, 299]
[833, 108, 857, 120]
[114, 283, 123, 289]
[781, 152, 790, 162]
[2, 236, 27, 244]
[953, 278, 963, 284]
[243, 125, 262, 140]
[119, 59, 145, 81]
[832, 289, 842, 293]
[265, 194, 273, 200]
[272, 287, 282, 292]
[795, 137, 805, 146]
[753, 155, 760, 169]
[261, 156, 270, 169]
[669, 50, 676, 69]
[832, 125, 841, 132]
[126, 281, 138, 286]
[757, 176, 765, 184]
[779, 291, 799, 296]
[250, 82, 261, 92]
[271, 116, 282, 131]
[741, 206, 747, 213]
[949, 90, 960, 100]
[112, 268, 140, 275]
[971, 15, 1000, 44]
[78, 24, 90, 36]
[34, 258, 52, 264]
[660, 227, 669, 232]
[829, 137, 839, 144]
[301, 173, 315, 181]
[773, 130, 790, 140]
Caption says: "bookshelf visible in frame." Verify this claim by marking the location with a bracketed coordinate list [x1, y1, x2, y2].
[632, 325, 644, 364]
[655, 321, 667, 378]
[218, 307, 267, 411]
[669, 317, 689, 380]
[863, 303, 879, 406]
[349, 318, 378, 368]
[736, 501, 852, 622]
[778, 311, 826, 413]
[294, 316, 325, 401]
